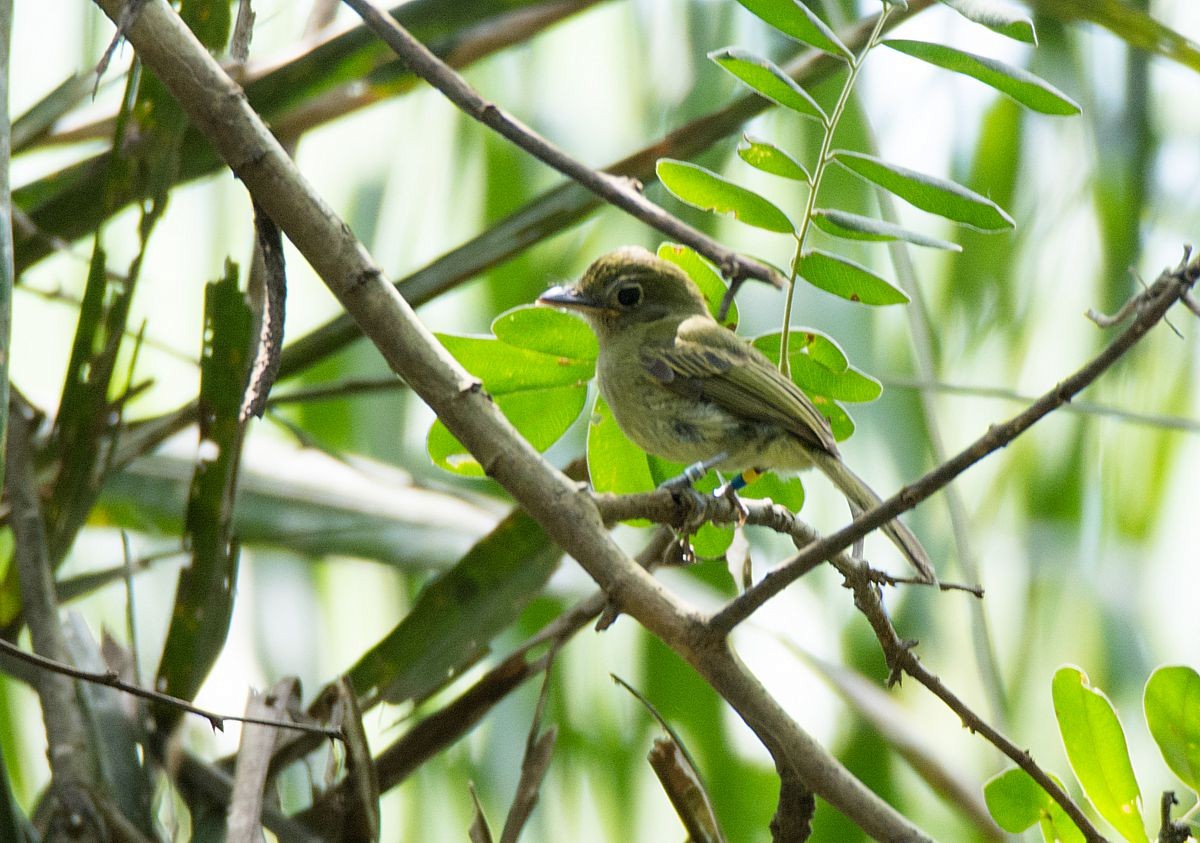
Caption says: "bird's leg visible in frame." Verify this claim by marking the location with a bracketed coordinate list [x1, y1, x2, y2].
[715, 467, 764, 527]
[660, 452, 730, 534]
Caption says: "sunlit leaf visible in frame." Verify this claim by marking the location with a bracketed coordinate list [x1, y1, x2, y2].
[657, 243, 739, 329]
[884, 40, 1079, 115]
[752, 333, 880, 401]
[811, 208, 961, 250]
[739, 472, 805, 511]
[1144, 666, 1200, 793]
[798, 250, 909, 305]
[738, 135, 811, 183]
[752, 329, 849, 373]
[940, 0, 1036, 43]
[428, 385, 587, 476]
[657, 159, 794, 233]
[492, 305, 598, 361]
[709, 48, 826, 122]
[1052, 666, 1149, 843]
[832, 150, 1015, 231]
[735, 0, 852, 59]
[436, 334, 594, 393]
[983, 768, 1085, 842]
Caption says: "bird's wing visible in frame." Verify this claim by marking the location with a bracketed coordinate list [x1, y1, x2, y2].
[640, 316, 838, 456]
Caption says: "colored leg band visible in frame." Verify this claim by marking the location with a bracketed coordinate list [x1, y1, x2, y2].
[727, 468, 763, 492]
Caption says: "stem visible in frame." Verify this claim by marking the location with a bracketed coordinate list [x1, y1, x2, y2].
[778, 5, 891, 376]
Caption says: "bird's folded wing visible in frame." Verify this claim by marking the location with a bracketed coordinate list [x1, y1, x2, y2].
[639, 319, 838, 456]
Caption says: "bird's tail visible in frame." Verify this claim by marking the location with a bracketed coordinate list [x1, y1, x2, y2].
[810, 451, 936, 583]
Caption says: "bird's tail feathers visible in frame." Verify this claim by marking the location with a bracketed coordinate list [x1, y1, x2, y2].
[810, 452, 936, 583]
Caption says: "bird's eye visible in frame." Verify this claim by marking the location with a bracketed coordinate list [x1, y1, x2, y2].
[616, 284, 642, 307]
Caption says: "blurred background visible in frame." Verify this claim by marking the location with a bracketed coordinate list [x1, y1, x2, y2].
[4, 0, 1199, 839]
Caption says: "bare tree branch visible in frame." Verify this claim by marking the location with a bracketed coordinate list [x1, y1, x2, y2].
[711, 250, 1199, 634]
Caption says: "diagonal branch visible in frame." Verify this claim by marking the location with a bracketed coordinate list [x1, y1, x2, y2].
[711, 249, 1199, 634]
[90, 1, 932, 836]
[341, 0, 786, 290]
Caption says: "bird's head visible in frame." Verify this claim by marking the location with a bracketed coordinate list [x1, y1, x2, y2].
[538, 246, 710, 340]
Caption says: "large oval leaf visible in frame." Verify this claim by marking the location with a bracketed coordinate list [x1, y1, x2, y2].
[1052, 666, 1149, 843]
[437, 334, 594, 393]
[492, 305, 598, 361]
[884, 40, 1079, 115]
[709, 47, 826, 122]
[940, 0, 1037, 44]
[832, 150, 1015, 231]
[812, 208, 961, 251]
[735, 0, 852, 59]
[657, 159, 794, 233]
[738, 135, 811, 183]
[798, 250, 909, 305]
[1144, 665, 1200, 793]
[429, 384, 587, 476]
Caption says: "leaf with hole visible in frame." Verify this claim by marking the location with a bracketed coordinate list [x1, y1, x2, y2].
[1052, 666, 1149, 843]
[738, 135, 811, 183]
[832, 150, 1015, 231]
[940, 0, 1037, 43]
[709, 48, 826, 122]
[735, 0, 852, 59]
[812, 208, 961, 250]
[657, 159, 794, 234]
[798, 250, 909, 305]
[884, 40, 1079, 115]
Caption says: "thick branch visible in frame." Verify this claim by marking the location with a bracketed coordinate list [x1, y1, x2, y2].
[712, 251, 1199, 634]
[90, 1, 930, 836]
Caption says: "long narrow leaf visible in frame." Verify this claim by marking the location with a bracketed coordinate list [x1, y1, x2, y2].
[657, 159, 794, 233]
[1143, 666, 1200, 793]
[1052, 667, 1149, 843]
[940, 0, 1036, 44]
[735, 0, 852, 59]
[709, 48, 826, 122]
[153, 263, 252, 730]
[832, 150, 1015, 231]
[812, 208, 961, 250]
[884, 40, 1079, 115]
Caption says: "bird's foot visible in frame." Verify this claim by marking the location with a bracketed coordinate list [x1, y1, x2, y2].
[713, 480, 749, 527]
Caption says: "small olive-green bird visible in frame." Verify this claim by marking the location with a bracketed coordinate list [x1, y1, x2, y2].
[539, 246, 934, 582]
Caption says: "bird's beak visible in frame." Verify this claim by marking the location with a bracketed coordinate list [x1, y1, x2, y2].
[537, 285, 606, 312]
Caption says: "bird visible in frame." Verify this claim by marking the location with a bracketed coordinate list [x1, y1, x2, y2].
[537, 245, 934, 582]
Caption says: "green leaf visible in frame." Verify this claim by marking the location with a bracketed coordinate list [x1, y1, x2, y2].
[798, 250, 909, 305]
[155, 262, 252, 729]
[657, 159, 794, 234]
[739, 472, 805, 512]
[1052, 666, 1149, 843]
[753, 329, 849, 373]
[709, 48, 827, 122]
[1144, 666, 1200, 793]
[752, 333, 880, 402]
[884, 40, 1079, 116]
[656, 242, 739, 329]
[436, 334, 594, 393]
[832, 150, 1015, 231]
[491, 305, 598, 361]
[735, 0, 852, 59]
[753, 334, 856, 440]
[811, 208, 961, 251]
[428, 384, 587, 476]
[983, 768, 1085, 842]
[738, 135, 811, 183]
[346, 510, 560, 705]
[940, 0, 1037, 44]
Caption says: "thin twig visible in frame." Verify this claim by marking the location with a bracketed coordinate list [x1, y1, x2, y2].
[711, 251, 1199, 634]
[341, 0, 786, 290]
[0, 637, 343, 740]
[835, 559, 1105, 842]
